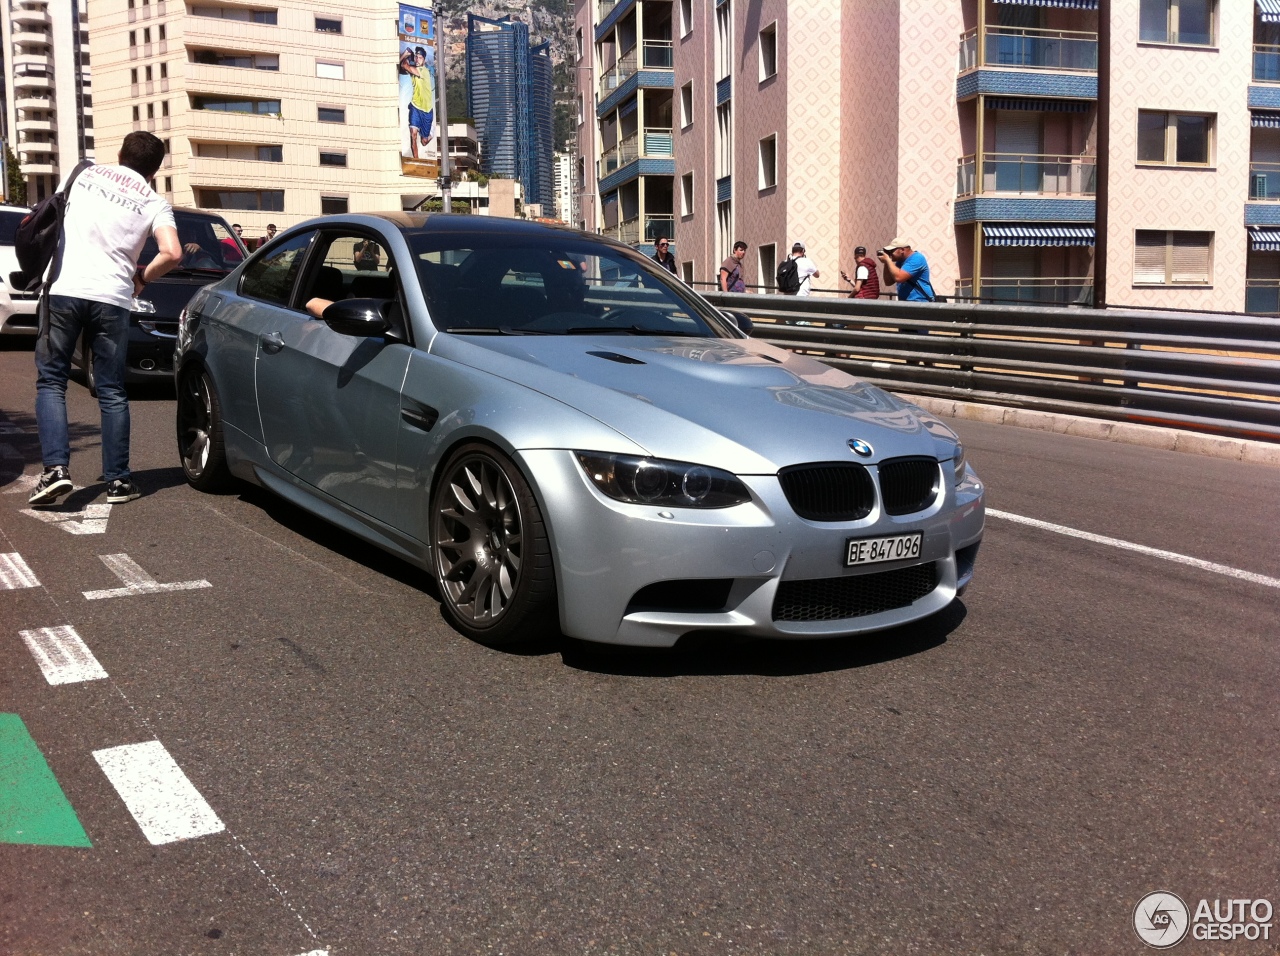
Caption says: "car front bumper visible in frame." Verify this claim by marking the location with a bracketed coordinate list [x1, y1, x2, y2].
[519, 449, 985, 647]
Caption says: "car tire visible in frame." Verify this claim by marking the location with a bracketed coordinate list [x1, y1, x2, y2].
[176, 366, 231, 492]
[431, 443, 557, 648]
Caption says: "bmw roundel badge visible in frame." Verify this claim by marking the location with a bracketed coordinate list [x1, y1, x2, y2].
[848, 439, 873, 457]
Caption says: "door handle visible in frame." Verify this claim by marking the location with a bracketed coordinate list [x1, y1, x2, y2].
[260, 331, 284, 354]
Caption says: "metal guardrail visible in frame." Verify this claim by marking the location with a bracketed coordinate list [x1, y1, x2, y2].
[697, 291, 1280, 442]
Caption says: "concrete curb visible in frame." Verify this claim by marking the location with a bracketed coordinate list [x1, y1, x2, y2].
[901, 395, 1280, 467]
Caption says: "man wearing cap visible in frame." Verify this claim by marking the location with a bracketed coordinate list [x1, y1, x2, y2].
[878, 238, 935, 302]
[789, 241, 820, 296]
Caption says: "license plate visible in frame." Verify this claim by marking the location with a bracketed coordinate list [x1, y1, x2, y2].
[845, 532, 923, 567]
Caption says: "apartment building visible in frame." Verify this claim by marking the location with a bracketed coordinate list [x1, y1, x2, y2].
[576, 0, 1266, 313]
[466, 13, 554, 208]
[85, 0, 452, 234]
[2, 0, 93, 202]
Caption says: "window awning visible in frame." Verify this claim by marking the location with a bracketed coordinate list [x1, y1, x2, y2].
[993, 0, 1097, 8]
[984, 225, 1096, 247]
[1249, 228, 1280, 251]
[1259, 0, 1280, 24]
[987, 97, 1093, 113]
[1252, 110, 1280, 128]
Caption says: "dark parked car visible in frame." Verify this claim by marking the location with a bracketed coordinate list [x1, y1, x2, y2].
[73, 207, 246, 390]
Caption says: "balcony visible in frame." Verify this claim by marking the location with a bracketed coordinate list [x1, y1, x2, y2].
[960, 26, 1097, 73]
[17, 118, 55, 135]
[598, 128, 673, 182]
[642, 40, 673, 69]
[599, 50, 637, 99]
[1251, 162, 1280, 200]
[598, 0, 616, 19]
[1255, 45, 1280, 83]
[12, 7, 50, 25]
[13, 71, 51, 91]
[955, 276, 1093, 306]
[1246, 279, 1280, 314]
[605, 216, 640, 244]
[644, 215, 674, 242]
[15, 94, 53, 111]
[13, 52, 53, 72]
[957, 153, 1097, 198]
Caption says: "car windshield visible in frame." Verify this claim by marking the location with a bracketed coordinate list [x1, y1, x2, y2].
[138, 210, 246, 273]
[409, 231, 732, 337]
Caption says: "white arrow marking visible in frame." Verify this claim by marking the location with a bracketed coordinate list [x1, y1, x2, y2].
[19, 625, 108, 684]
[83, 554, 212, 600]
[22, 502, 111, 534]
[0, 552, 40, 589]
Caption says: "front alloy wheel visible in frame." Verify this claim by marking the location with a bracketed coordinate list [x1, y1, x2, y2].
[431, 444, 556, 647]
[176, 367, 231, 491]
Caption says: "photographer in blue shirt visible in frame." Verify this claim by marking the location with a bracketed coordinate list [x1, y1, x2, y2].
[878, 237, 935, 302]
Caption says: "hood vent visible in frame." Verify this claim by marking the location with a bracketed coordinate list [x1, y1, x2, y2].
[587, 350, 645, 365]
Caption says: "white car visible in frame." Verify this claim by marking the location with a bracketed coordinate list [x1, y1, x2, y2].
[0, 205, 38, 337]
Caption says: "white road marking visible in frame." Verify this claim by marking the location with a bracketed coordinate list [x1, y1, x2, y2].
[988, 509, 1280, 590]
[19, 625, 108, 684]
[2, 474, 39, 494]
[92, 740, 225, 845]
[292, 951, 329, 956]
[21, 503, 112, 534]
[83, 554, 212, 600]
[0, 552, 40, 589]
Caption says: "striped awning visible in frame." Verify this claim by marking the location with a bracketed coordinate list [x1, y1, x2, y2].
[1249, 228, 1280, 251]
[993, 0, 1097, 7]
[1252, 110, 1280, 128]
[984, 225, 1096, 247]
[987, 97, 1092, 113]
[1259, 0, 1280, 24]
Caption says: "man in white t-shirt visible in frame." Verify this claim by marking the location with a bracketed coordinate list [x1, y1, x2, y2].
[789, 241, 820, 296]
[30, 131, 182, 507]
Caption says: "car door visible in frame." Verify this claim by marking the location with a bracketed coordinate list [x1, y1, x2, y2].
[253, 228, 411, 528]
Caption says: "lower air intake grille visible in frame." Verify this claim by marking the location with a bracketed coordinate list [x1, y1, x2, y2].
[778, 462, 874, 521]
[878, 457, 941, 515]
[772, 563, 938, 622]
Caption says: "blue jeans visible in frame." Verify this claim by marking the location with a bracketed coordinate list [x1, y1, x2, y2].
[35, 295, 132, 481]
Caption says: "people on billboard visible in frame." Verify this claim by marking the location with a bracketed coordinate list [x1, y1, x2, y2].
[400, 45, 436, 160]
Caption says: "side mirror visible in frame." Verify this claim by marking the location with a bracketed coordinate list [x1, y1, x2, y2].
[322, 298, 393, 337]
[720, 309, 755, 336]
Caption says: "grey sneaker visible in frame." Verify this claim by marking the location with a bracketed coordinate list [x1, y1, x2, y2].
[106, 478, 141, 504]
[28, 466, 72, 506]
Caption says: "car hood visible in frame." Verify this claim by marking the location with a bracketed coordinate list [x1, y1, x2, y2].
[432, 333, 959, 473]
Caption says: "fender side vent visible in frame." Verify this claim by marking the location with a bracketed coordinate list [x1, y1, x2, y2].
[587, 350, 645, 365]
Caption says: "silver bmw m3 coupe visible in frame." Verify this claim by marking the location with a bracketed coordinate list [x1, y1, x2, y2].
[174, 214, 984, 648]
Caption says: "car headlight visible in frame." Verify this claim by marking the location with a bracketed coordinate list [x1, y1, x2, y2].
[575, 452, 751, 509]
[131, 298, 157, 314]
[952, 443, 966, 484]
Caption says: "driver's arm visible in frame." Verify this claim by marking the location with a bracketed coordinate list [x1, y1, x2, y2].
[139, 226, 182, 292]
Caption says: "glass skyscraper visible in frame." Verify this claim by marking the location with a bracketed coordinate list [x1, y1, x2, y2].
[466, 13, 554, 210]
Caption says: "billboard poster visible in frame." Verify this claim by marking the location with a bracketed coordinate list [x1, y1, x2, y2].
[398, 3, 438, 178]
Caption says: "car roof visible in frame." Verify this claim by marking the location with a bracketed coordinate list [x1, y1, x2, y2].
[293, 212, 597, 243]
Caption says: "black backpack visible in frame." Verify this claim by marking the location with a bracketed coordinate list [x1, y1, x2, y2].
[11, 159, 93, 293]
[776, 256, 801, 295]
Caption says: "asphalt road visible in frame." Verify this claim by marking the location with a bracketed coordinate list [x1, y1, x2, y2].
[0, 339, 1277, 956]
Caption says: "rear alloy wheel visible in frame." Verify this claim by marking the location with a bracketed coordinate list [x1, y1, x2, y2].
[431, 443, 557, 647]
[176, 366, 231, 491]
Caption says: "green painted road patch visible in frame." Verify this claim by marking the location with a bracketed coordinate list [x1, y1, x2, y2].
[0, 713, 91, 847]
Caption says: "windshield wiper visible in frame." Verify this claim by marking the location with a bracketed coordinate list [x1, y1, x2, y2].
[165, 266, 228, 277]
[563, 325, 702, 337]
[444, 326, 562, 335]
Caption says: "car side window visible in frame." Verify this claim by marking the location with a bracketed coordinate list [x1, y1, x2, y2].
[240, 231, 315, 306]
[300, 232, 408, 339]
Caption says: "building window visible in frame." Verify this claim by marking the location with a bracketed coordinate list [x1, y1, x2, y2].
[1137, 110, 1213, 166]
[132, 105, 140, 121]
[318, 106, 345, 123]
[320, 196, 349, 214]
[164, 138, 171, 153]
[128, 30, 136, 45]
[143, 27, 151, 42]
[195, 142, 282, 161]
[680, 172, 694, 216]
[160, 62, 167, 78]
[576, 93, 584, 126]
[191, 5, 277, 24]
[146, 103, 155, 119]
[158, 24, 166, 40]
[191, 95, 280, 114]
[130, 67, 138, 83]
[681, 261, 694, 283]
[715, 2, 731, 81]
[319, 150, 347, 167]
[680, 0, 693, 37]
[316, 61, 344, 80]
[758, 134, 777, 189]
[680, 82, 694, 128]
[759, 23, 777, 80]
[759, 243, 776, 292]
[193, 50, 279, 70]
[145, 65, 152, 81]
[1138, 0, 1214, 46]
[161, 100, 168, 117]
[575, 27, 583, 61]
[315, 16, 342, 33]
[164, 176, 172, 191]
[1134, 230, 1213, 285]
[195, 188, 285, 211]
